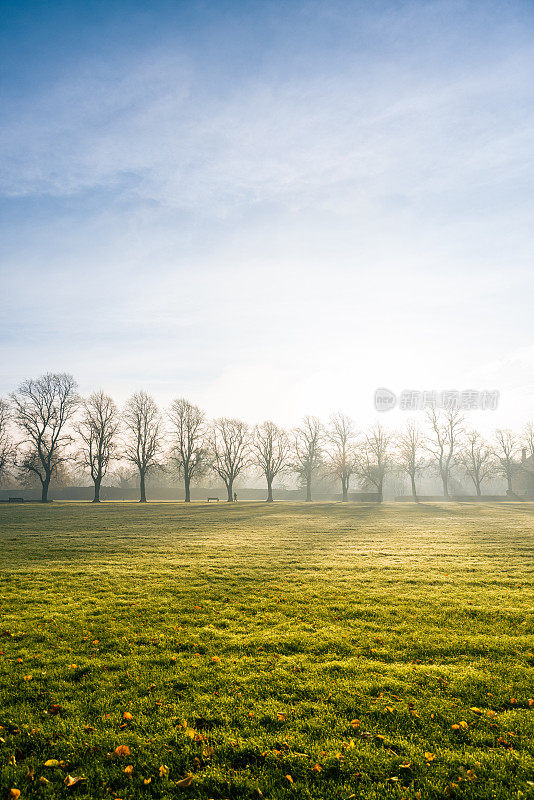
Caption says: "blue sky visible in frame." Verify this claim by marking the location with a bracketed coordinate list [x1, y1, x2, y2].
[1, 0, 534, 428]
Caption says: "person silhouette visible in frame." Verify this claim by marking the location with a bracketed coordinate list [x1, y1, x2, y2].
[233, 492, 237, 503]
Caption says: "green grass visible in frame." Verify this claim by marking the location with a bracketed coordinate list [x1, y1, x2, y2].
[0, 502, 533, 800]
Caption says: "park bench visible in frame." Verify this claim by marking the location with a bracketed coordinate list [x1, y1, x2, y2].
[207, 497, 220, 502]
[8, 497, 24, 503]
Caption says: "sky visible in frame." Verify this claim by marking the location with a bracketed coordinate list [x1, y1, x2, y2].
[1, 0, 534, 432]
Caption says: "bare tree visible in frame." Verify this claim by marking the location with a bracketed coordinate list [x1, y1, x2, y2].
[168, 399, 207, 503]
[11, 373, 78, 502]
[459, 430, 494, 497]
[494, 429, 519, 496]
[396, 419, 425, 501]
[209, 417, 250, 502]
[0, 398, 14, 486]
[77, 390, 119, 503]
[290, 416, 323, 501]
[325, 413, 357, 501]
[123, 391, 163, 502]
[521, 421, 534, 462]
[356, 423, 390, 503]
[252, 421, 289, 502]
[425, 408, 464, 498]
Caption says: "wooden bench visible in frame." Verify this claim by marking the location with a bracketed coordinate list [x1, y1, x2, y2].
[8, 497, 24, 503]
[207, 497, 220, 502]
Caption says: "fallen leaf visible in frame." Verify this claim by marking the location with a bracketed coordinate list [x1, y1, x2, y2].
[124, 765, 133, 776]
[176, 774, 193, 788]
[39, 777, 50, 784]
[159, 765, 169, 778]
[122, 712, 133, 721]
[114, 745, 131, 757]
[44, 759, 61, 768]
[312, 763, 322, 772]
[285, 775, 294, 784]
[425, 752, 435, 761]
[143, 777, 152, 785]
[9, 790, 21, 800]
[211, 656, 220, 663]
[84, 725, 95, 733]
[48, 704, 63, 715]
[64, 775, 86, 788]
[470, 707, 483, 715]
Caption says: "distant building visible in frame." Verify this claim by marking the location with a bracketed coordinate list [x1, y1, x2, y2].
[515, 450, 534, 499]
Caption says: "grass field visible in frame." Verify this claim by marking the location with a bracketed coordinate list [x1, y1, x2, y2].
[0, 502, 533, 800]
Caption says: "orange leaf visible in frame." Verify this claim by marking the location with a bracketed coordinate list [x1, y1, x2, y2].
[286, 774, 294, 784]
[312, 764, 322, 772]
[159, 765, 169, 778]
[48, 704, 63, 715]
[211, 656, 220, 663]
[9, 790, 21, 800]
[122, 712, 133, 721]
[124, 765, 133, 776]
[114, 745, 131, 757]
[176, 774, 193, 788]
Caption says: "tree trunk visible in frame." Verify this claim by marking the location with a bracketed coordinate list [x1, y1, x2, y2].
[475, 480, 481, 497]
[341, 477, 348, 502]
[506, 471, 513, 494]
[139, 471, 147, 503]
[41, 474, 51, 503]
[266, 478, 273, 502]
[377, 480, 383, 503]
[410, 473, 418, 502]
[226, 480, 233, 502]
[441, 472, 449, 499]
[305, 476, 312, 502]
[184, 474, 191, 503]
[93, 478, 101, 503]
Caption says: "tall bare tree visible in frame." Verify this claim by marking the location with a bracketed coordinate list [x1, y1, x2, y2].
[357, 424, 390, 503]
[396, 420, 425, 501]
[425, 408, 464, 498]
[252, 421, 289, 502]
[494, 429, 519, 496]
[11, 373, 78, 502]
[0, 398, 14, 485]
[123, 391, 163, 503]
[209, 417, 250, 502]
[325, 412, 357, 501]
[459, 430, 494, 497]
[77, 390, 119, 503]
[169, 398, 206, 502]
[290, 415, 323, 501]
[521, 421, 534, 462]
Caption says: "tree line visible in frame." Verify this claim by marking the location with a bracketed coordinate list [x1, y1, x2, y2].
[0, 373, 532, 503]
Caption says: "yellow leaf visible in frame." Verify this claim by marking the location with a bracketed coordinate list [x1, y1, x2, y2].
[285, 775, 294, 784]
[211, 656, 220, 663]
[460, 720, 469, 730]
[39, 777, 50, 784]
[312, 764, 322, 772]
[9, 790, 21, 800]
[124, 765, 133, 776]
[143, 778, 152, 785]
[470, 707, 483, 715]
[424, 752, 435, 761]
[44, 759, 60, 768]
[123, 712, 133, 721]
[184, 727, 195, 739]
[159, 765, 169, 778]
[64, 775, 85, 788]
[176, 774, 193, 788]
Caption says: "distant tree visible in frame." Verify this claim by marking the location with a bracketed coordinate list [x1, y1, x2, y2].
[209, 417, 250, 502]
[325, 413, 357, 501]
[77, 390, 119, 502]
[123, 391, 163, 503]
[459, 430, 494, 497]
[11, 373, 79, 502]
[521, 421, 534, 462]
[169, 399, 207, 502]
[357, 424, 390, 503]
[494, 429, 519, 496]
[290, 416, 323, 501]
[396, 420, 425, 501]
[0, 398, 14, 485]
[252, 421, 289, 502]
[425, 408, 464, 498]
